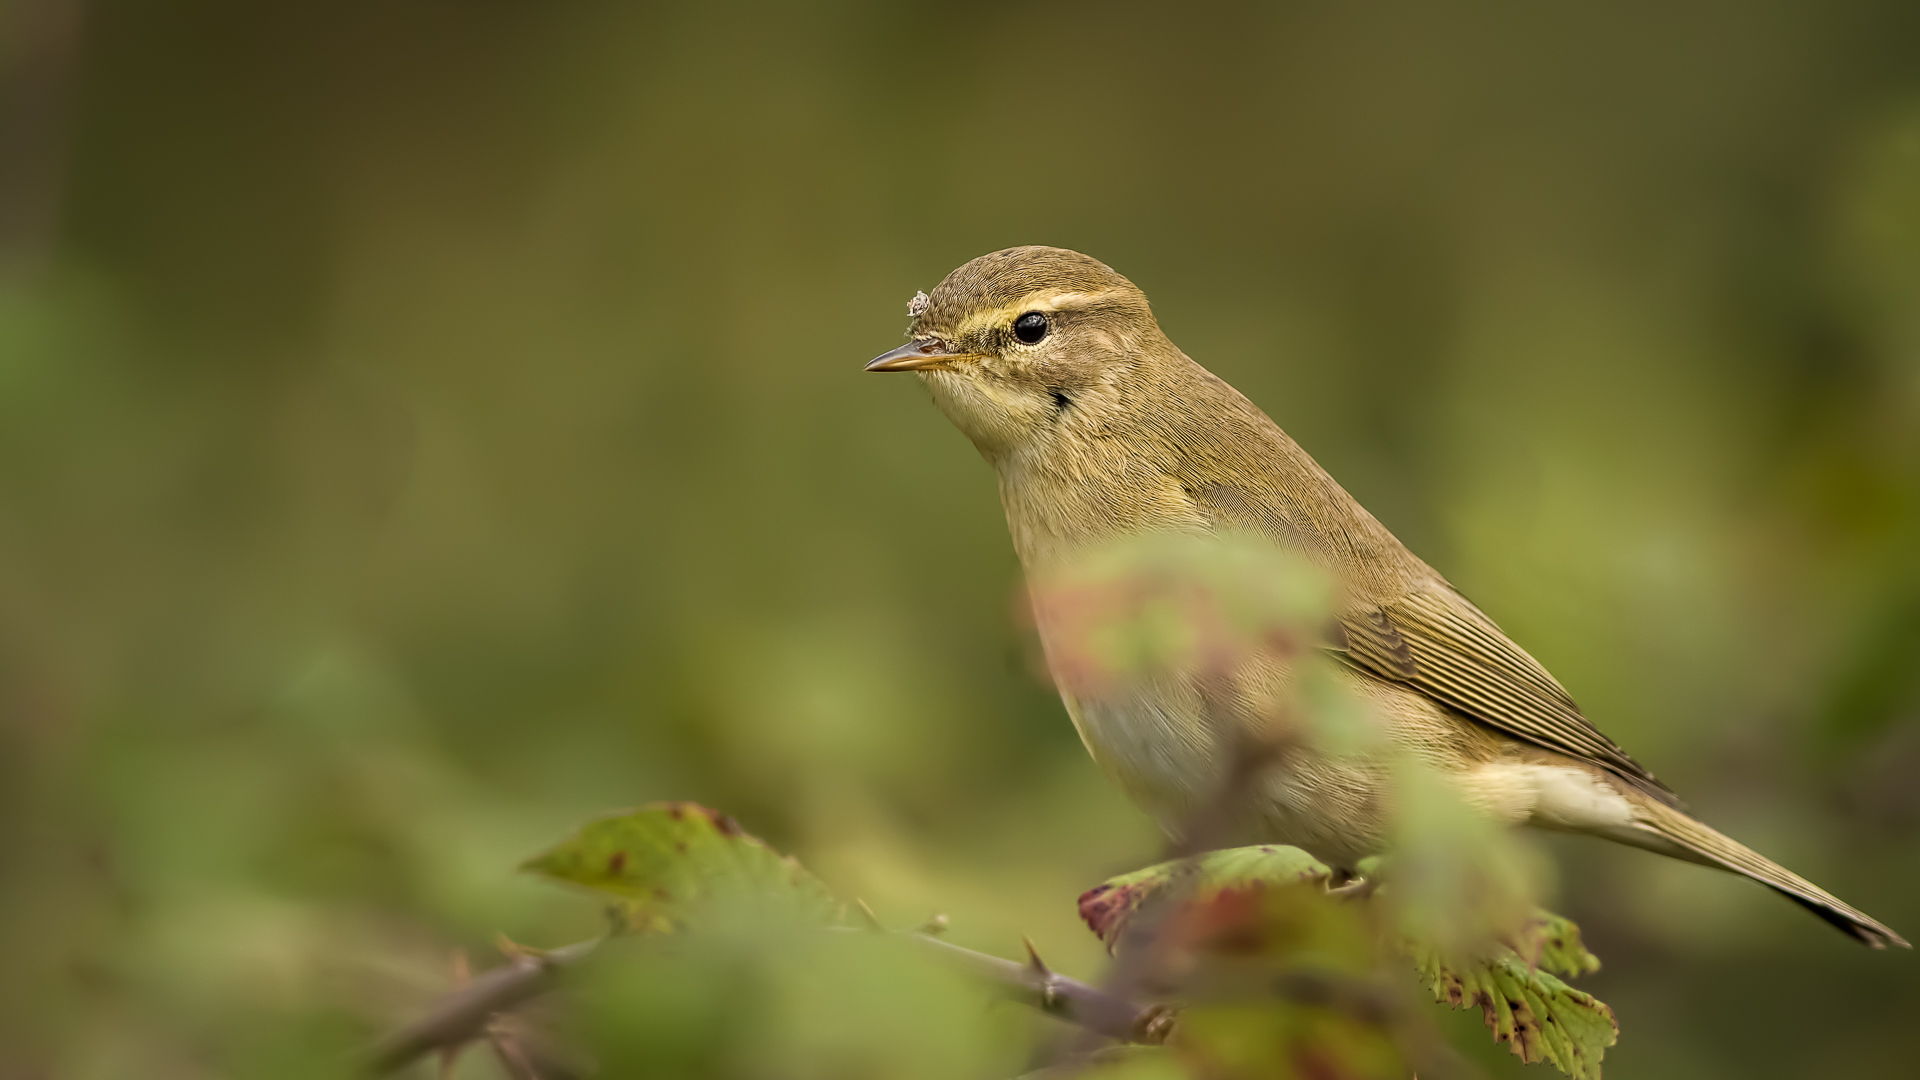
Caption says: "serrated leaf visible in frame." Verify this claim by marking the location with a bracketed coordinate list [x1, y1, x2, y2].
[1525, 910, 1602, 980]
[1406, 926, 1616, 1080]
[520, 802, 840, 930]
[1079, 844, 1333, 949]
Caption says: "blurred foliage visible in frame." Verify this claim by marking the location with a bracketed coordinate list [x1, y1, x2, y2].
[459, 542, 1607, 1079]
[520, 803, 840, 933]
[1079, 843, 1613, 1078]
[1, 0, 1918, 1077]
[1024, 532, 1377, 837]
[523, 803, 1034, 1080]
[1079, 845, 1337, 948]
[507, 804, 1424, 1080]
[508, 802, 1607, 1079]
[1026, 534, 1332, 691]
[523, 802, 1028, 1080]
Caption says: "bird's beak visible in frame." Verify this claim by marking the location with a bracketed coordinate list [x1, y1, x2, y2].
[865, 337, 971, 372]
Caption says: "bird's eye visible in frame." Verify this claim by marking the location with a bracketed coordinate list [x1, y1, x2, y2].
[1013, 312, 1049, 345]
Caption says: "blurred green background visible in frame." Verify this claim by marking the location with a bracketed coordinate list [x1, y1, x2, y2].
[3, 0, 1918, 1076]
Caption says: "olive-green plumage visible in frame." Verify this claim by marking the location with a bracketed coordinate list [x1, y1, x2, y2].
[867, 245, 1905, 949]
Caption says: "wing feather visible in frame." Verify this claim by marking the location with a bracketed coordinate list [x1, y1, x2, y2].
[1189, 482, 1680, 806]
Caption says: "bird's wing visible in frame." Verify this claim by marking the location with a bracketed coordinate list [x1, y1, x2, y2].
[1188, 483, 1681, 807]
[1342, 586, 1680, 805]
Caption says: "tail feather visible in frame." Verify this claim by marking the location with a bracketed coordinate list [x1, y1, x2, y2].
[1629, 800, 1907, 950]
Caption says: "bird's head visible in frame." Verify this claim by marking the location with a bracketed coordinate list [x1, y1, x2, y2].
[866, 246, 1165, 461]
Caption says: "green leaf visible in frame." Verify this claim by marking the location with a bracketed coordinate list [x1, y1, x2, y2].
[1079, 844, 1334, 949]
[1082, 849, 1614, 1078]
[1526, 910, 1602, 981]
[1405, 922, 1616, 1080]
[1079, 846, 1404, 1080]
[521, 802, 840, 930]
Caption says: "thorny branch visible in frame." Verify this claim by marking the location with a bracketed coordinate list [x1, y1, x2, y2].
[912, 932, 1177, 1046]
[365, 939, 596, 1075]
[364, 929, 1174, 1076]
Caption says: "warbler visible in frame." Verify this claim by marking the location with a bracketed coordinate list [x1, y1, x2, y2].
[866, 245, 1905, 949]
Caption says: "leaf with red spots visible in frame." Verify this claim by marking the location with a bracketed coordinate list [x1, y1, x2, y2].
[1524, 910, 1603, 980]
[1078, 847, 1612, 1078]
[1078, 844, 1335, 950]
[1405, 914, 1615, 1080]
[1077, 846, 1400, 1079]
[520, 802, 838, 931]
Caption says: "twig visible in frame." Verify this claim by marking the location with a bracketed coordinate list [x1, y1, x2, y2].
[911, 933, 1176, 1045]
[364, 939, 598, 1075]
[364, 932, 1172, 1075]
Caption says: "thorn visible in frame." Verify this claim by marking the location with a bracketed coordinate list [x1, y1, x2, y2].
[495, 933, 551, 962]
[919, 913, 949, 936]
[435, 949, 475, 1078]
[1023, 937, 1060, 1008]
[1022, 936, 1051, 976]
[854, 898, 885, 932]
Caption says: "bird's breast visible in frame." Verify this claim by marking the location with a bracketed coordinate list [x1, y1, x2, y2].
[996, 446, 1211, 568]
[1057, 680, 1223, 824]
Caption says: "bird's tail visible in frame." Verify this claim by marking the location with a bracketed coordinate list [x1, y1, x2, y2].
[1623, 798, 1907, 949]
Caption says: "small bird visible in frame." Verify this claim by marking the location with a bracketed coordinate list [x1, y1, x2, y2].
[867, 245, 1905, 948]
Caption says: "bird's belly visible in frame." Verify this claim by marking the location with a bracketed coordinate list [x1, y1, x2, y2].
[1062, 684, 1220, 821]
[1060, 684, 1392, 869]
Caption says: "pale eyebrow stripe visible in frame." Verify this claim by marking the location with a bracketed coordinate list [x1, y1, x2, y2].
[954, 289, 1130, 336]
[1033, 289, 1127, 311]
